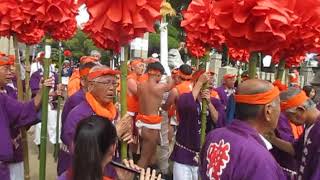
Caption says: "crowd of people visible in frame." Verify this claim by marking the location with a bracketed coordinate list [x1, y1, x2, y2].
[0, 49, 319, 180]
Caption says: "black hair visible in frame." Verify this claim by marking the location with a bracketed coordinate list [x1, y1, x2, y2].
[235, 103, 264, 120]
[79, 62, 96, 71]
[146, 62, 165, 75]
[72, 115, 117, 180]
[303, 85, 315, 97]
[179, 64, 192, 80]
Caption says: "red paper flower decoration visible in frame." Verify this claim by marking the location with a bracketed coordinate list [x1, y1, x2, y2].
[83, 0, 162, 52]
[64, 50, 72, 57]
[16, 0, 78, 41]
[186, 35, 206, 58]
[51, 19, 77, 41]
[0, 0, 28, 36]
[271, 0, 320, 66]
[229, 47, 250, 63]
[211, 0, 296, 54]
[181, 0, 225, 55]
[17, 27, 44, 45]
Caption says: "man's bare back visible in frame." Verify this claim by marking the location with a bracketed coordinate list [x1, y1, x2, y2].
[138, 79, 166, 115]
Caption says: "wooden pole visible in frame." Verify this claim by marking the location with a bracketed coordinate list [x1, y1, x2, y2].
[54, 43, 63, 161]
[120, 46, 129, 160]
[22, 46, 31, 180]
[276, 59, 286, 81]
[249, 52, 258, 79]
[39, 42, 50, 180]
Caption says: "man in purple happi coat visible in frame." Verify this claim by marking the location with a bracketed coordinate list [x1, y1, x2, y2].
[170, 71, 225, 179]
[0, 53, 55, 180]
[200, 79, 286, 180]
[215, 74, 236, 110]
[269, 87, 320, 180]
[58, 66, 133, 176]
[271, 113, 298, 179]
[60, 61, 96, 125]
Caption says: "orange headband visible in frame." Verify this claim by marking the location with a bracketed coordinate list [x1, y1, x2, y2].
[131, 60, 143, 67]
[235, 86, 280, 105]
[80, 56, 98, 64]
[87, 69, 120, 81]
[148, 69, 161, 76]
[178, 70, 192, 80]
[79, 67, 91, 77]
[280, 90, 309, 111]
[0, 56, 14, 66]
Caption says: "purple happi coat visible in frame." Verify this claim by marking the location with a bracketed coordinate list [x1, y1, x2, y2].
[271, 113, 298, 178]
[58, 100, 118, 177]
[215, 86, 229, 109]
[170, 92, 225, 166]
[4, 85, 25, 164]
[30, 69, 58, 97]
[293, 119, 320, 180]
[61, 89, 85, 126]
[200, 120, 286, 180]
[0, 94, 39, 180]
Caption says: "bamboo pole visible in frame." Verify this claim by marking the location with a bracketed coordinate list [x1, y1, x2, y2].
[249, 52, 259, 79]
[22, 46, 31, 180]
[196, 58, 200, 70]
[54, 43, 63, 161]
[13, 36, 31, 180]
[276, 59, 286, 81]
[120, 46, 129, 160]
[7, 36, 11, 55]
[200, 61, 210, 147]
[39, 42, 50, 180]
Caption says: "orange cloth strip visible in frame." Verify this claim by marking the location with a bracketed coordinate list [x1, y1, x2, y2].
[79, 67, 91, 77]
[0, 56, 14, 66]
[210, 90, 220, 99]
[80, 56, 98, 64]
[176, 81, 192, 95]
[138, 74, 148, 82]
[234, 86, 280, 105]
[67, 69, 80, 97]
[178, 70, 192, 80]
[136, 114, 162, 124]
[273, 80, 288, 91]
[87, 69, 120, 81]
[131, 59, 143, 66]
[223, 74, 236, 80]
[85, 92, 116, 120]
[280, 90, 309, 111]
[290, 122, 304, 140]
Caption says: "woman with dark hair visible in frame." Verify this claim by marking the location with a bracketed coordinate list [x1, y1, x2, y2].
[303, 85, 316, 100]
[58, 115, 161, 180]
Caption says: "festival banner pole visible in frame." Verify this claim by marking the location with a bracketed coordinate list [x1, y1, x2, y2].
[276, 59, 286, 81]
[54, 42, 63, 161]
[39, 41, 51, 180]
[120, 46, 129, 160]
[249, 52, 259, 79]
[200, 60, 210, 147]
[22, 45, 31, 180]
[14, 35, 31, 180]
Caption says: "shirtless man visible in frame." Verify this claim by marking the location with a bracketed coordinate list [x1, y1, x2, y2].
[162, 64, 193, 142]
[136, 62, 175, 168]
[127, 59, 145, 116]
